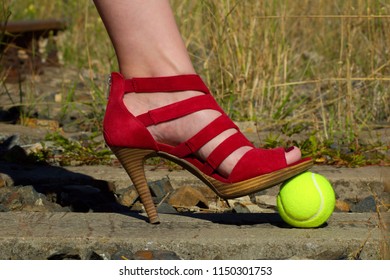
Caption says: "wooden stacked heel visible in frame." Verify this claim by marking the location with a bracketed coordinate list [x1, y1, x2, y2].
[111, 147, 160, 224]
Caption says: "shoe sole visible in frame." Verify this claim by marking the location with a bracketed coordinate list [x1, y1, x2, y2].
[159, 150, 313, 198]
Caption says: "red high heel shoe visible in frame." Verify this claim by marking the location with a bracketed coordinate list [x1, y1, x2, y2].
[104, 72, 312, 223]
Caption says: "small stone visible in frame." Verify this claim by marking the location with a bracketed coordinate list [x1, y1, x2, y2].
[17, 185, 57, 211]
[227, 196, 251, 207]
[134, 250, 153, 260]
[111, 250, 134, 260]
[233, 202, 252, 213]
[233, 201, 273, 213]
[351, 196, 377, 213]
[196, 185, 219, 200]
[134, 250, 181, 260]
[0, 185, 48, 211]
[149, 178, 174, 201]
[157, 202, 177, 214]
[335, 199, 350, 212]
[255, 195, 277, 208]
[207, 199, 229, 212]
[23, 142, 44, 154]
[118, 187, 139, 207]
[234, 195, 252, 202]
[168, 186, 208, 209]
[23, 141, 63, 156]
[176, 205, 201, 213]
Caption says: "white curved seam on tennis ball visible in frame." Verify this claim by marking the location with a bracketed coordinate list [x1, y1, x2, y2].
[281, 173, 324, 222]
[309, 172, 324, 221]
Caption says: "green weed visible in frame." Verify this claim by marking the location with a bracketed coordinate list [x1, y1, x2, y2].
[29, 132, 112, 166]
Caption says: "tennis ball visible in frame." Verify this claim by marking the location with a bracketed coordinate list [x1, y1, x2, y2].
[277, 172, 335, 228]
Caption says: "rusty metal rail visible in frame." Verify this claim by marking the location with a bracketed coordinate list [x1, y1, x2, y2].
[1, 19, 67, 83]
[3, 19, 66, 34]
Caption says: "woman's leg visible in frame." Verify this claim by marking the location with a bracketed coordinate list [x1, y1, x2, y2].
[94, 0, 194, 78]
[93, 0, 301, 177]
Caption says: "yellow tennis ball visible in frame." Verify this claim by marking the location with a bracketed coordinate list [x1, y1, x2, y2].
[277, 172, 336, 228]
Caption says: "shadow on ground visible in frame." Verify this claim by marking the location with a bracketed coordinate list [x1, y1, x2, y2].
[0, 159, 306, 227]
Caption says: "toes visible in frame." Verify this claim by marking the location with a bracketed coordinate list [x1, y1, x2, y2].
[285, 146, 302, 165]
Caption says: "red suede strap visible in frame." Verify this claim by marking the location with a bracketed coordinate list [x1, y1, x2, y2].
[203, 132, 254, 175]
[170, 115, 239, 158]
[124, 74, 210, 94]
[136, 94, 223, 126]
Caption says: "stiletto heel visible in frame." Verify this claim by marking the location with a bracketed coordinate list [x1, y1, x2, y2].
[111, 147, 160, 224]
[104, 72, 313, 223]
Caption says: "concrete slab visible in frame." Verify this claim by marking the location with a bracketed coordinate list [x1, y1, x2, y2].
[0, 212, 388, 260]
[1, 153, 389, 260]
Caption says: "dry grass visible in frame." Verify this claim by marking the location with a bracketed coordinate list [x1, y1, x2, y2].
[1, 0, 389, 159]
[173, 1, 390, 138]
